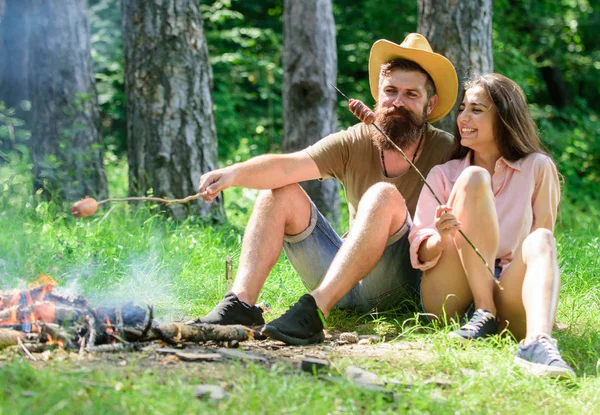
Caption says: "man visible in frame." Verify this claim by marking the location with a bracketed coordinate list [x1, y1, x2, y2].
[191, 33, 458, 345]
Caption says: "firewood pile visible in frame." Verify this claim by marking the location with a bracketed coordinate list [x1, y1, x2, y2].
[0, 278, 258, 355]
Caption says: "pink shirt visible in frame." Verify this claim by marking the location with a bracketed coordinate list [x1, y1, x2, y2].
[409, 151, 560, 273]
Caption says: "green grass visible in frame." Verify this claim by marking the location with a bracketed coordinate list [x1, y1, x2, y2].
[1, 159, 599, 414]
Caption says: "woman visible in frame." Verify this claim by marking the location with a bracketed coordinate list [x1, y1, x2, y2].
[409, 73, 575, 379]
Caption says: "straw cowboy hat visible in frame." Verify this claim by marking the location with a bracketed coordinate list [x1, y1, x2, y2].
[368, 33, 458, 123]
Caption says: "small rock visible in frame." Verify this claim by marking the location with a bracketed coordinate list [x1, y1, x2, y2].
[175, 352, 222, 362]
[194, 384, 229, 401]
[339, 332, 359, 344]
[344, 365, 384, 386]
[358, 334, 381, 342]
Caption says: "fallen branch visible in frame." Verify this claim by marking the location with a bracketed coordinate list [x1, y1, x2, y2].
[0, 328, 26, 349]
[145, 323, 255, 344]
[17, 337, 37, 360]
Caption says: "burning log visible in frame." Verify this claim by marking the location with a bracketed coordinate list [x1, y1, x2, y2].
[0, 328, 26, 347]
[40, 323, 76, 349]
[1, 279, 261, 353]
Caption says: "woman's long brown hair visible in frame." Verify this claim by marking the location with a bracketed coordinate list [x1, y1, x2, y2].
[451, 73, 547, 161]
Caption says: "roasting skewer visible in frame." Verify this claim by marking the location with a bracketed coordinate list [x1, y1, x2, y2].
[70, 192, 208, 218]
[332, 85, 502, 290]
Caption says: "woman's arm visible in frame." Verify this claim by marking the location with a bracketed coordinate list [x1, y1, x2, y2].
[409, 166, 453, 270]
[531, 155, 561, 231]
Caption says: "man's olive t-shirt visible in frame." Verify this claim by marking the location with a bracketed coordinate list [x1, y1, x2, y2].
[305, 123, 454, 227]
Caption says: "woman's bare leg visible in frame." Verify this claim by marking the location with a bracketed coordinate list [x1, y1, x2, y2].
[421, 166, 499, 318]
[449, 167, 499, 315]
[495, 228, 560, 341]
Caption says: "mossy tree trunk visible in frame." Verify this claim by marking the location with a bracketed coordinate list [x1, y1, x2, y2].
[121, 0, 223, 221]
[282, 0, 339, 227]
[418, 0, 493, 134]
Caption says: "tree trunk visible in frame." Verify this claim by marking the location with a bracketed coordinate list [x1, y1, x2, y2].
[0, 0, 29, 116]
[538, 58, 571, 108]
[26, 0, 108, 202]
[282, 0, 339, 226]
[121, 0, 223, 221]
[0, 0, 30, 160]
[418, 0, 493, 134]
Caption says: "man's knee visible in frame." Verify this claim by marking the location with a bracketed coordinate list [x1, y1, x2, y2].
[254, 184, 312, 234]
[359, 182, 406, 213]
[255, 184, 306, 208]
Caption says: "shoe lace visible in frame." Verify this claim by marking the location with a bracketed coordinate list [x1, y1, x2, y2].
[282, 298, 319, 329]
[462, 310, 492, 331]
[539, 336, 562, 362]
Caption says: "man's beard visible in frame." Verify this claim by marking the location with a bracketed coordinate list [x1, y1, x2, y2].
[370, 105, 427, 151]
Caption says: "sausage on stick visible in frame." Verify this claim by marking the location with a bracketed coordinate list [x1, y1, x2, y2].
[70, 192, 207, 219]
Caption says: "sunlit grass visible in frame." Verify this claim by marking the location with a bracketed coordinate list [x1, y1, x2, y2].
[1, 159, 600, 414]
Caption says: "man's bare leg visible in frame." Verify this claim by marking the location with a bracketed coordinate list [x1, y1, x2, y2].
[232, 184, 312, 305]
[311, 183, 408, 317]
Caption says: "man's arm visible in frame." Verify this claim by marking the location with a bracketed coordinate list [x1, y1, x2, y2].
[198, 151, 321, 202]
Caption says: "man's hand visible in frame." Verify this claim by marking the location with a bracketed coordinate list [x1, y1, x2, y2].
[198, 167, 235, 203]
[434, 205, 461, 247]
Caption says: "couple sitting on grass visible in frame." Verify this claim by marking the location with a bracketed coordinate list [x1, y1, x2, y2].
[189, 33, 576, 379]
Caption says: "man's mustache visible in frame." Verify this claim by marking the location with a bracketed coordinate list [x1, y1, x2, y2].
[381, 106, 415, 121]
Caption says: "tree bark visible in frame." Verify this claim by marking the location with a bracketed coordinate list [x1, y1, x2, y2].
[282, 0, 339, 226]
[418, 0, 493, 134]
[26, 0, 108, 202]
[0, 0, 29, 117]
[121, 0, 223, 221]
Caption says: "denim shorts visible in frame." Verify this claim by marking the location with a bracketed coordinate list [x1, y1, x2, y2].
[282, 202, 422, 313]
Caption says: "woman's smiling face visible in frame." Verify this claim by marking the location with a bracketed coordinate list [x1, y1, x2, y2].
[456, 85, 498, 153]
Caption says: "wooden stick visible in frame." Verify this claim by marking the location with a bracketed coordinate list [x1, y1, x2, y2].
[144, 323, 255, 344]
[17, 337, 37, 360]
[97, 191, 207, 206]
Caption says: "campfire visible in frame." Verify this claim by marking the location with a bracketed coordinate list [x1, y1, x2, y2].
[0, 274, 257, 355]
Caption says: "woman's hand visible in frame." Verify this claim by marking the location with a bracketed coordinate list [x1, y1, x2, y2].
[434, 205, 461, 247]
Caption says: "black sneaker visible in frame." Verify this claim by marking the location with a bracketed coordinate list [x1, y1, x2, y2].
[448, 309, 498, 341]
[186, 292, 265, 327]
[515, 334, 576, 379]
[261, 294, 325, 345]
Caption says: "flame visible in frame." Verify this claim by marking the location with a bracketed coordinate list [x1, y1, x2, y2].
[29, 273, 57, 288]
[1, 274, 142, 350]
[0, 274, 56, 331]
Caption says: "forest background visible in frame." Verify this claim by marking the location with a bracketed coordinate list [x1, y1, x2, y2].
[1, 0, 599, 227]
[0, 1, 599, 413]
